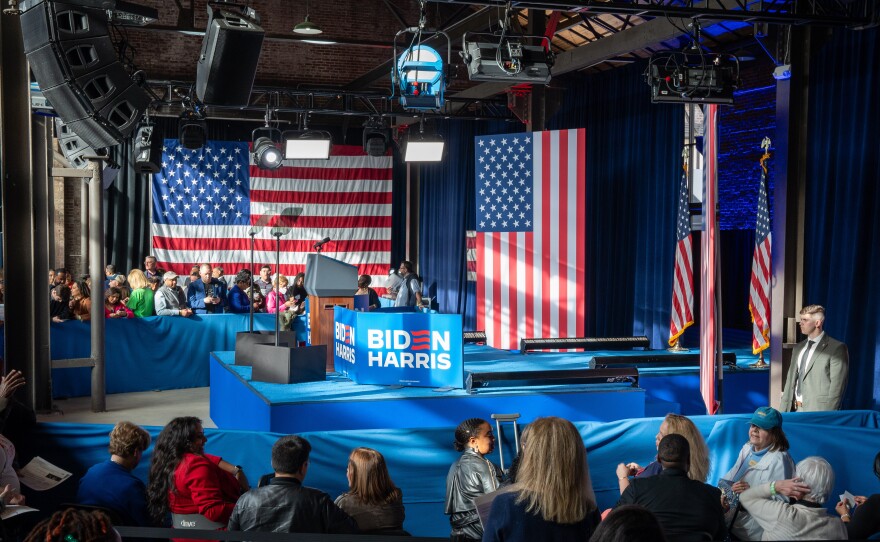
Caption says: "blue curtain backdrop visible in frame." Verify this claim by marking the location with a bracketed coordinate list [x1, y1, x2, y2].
[416, 64, 683, 347]
[548, 64, 685, 348]
[804, 27, 880, 409]
[417, 119, 521, 331]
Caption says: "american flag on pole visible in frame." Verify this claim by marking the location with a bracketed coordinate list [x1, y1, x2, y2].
[669, 159, 694, 346]
[749, 144, 772, 354]
[474, 129, 586, 351]
[466, 230, 477, 282]
[150, 140, 392, 289]
[700, 105, 720, 415]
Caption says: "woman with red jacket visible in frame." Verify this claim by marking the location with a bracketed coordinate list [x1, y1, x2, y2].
[146, 417, 249, 536]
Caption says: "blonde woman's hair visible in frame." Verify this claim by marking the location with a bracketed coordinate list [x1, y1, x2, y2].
[273, 274, 288, 288]
[128, 269, 148, 290]
[664, 413, 710, 482]
[514, 417, 596, 524]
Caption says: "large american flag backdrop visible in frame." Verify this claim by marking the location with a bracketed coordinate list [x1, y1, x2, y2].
[474, 129, 586, 351]
[150, 140, 392, 287]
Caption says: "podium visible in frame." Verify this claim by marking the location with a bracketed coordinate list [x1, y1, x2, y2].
[305, 254, 358, 371]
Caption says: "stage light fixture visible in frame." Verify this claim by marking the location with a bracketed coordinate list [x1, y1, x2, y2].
[178, 109, 207, 150]
[461, 34, 554, 84]
[391, 5, 450, 113]
[362, 118, 391, 157]
[252, 126, 283, 170]
[403, 130, 444, 162]
[293, 0, 322, 35]
[283, 130, 332, 160]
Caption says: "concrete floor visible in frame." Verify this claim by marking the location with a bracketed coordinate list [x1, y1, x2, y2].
[36, 387, 216, 428]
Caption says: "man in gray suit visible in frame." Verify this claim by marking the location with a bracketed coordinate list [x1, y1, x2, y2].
[781, 304, 849, 411]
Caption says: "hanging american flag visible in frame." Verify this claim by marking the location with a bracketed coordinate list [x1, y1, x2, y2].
[150, 140, 392, 289]
[474, 129, 586, 350]
[466, 230, 477, 282]
[749, 141, 772, 354]
[669, 158, 694, 346]
[700, 104, 721, 415]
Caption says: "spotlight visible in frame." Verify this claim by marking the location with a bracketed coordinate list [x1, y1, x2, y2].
[362, 118, 390, 157]
[252, 127, 283, 170]
[283, 130, 332, 160]
[403, 131, 444, 162]
[178, 109, 207, 150]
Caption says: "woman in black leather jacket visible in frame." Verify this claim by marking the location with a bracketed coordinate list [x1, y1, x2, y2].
[444, 418, 501, 541]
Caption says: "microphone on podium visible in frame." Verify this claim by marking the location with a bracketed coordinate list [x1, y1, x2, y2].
[313, 237, 331, 249]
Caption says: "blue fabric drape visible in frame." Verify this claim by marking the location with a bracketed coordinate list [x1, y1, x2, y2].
[548, 65, 685, 347]
[417, 120, 521, 330]
[804, 27, 880, 409]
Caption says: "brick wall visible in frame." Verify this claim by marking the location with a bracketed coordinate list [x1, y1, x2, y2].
[718, 57, 778, 230]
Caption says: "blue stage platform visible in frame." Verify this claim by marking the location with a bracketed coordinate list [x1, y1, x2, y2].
[210, 344, 769, 432]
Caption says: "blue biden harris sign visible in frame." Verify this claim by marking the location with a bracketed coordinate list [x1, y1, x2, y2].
[333, 308, 464, 388]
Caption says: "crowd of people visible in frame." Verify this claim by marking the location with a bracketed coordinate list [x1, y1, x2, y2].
[4, 405, 873, 542]
[42, 257, 426, 325]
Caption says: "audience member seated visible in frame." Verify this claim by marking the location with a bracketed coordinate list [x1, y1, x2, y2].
[146, 417, 247, 530]
[126, 269, 154, 318]
[143, 255, 166, 281]
[616, 434, 726, 542]
[0, 369, 36, 454]
[254, 265, 273, 297]
[50, 284, 71, 322]
[355, 275, 380, 311]
[740, 456, 847, 540]
[266, 274, 297, 328]
[187, 264, 227, 314]
[227, 272, 259, 314]
[483, 417, 601, 542]
[589, 505, 668, 542]
[77, 421, 151, 526]
[719, 406, 795, 541]
[288, 272, 308, 315]
[228, 435, 356, 535]
[154, 272, 193, 317]
[445, 417, 501, 541]
[69, 280, 91, 321]
[335, 447, 405, 534]
[104, 287, 133, 319]
[835, 450, 880, 539]
[24, 508, 120, 542]
[618, 413, 710, 495]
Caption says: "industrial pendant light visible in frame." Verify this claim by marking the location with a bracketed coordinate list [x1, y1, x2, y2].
[293, 0, 322, 35]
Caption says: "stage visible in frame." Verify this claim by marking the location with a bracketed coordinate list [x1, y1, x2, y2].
[210, 343, 769, 433]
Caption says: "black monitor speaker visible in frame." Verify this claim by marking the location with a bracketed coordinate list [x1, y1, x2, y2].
[133, 124, 164, 174]
[196, 6, 265, 106]
[20, 0, 149, 149]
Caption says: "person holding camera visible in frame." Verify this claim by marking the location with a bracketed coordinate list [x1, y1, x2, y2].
[187, 264, 227, 314]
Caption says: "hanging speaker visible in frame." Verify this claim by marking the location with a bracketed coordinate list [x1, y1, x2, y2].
[21, 0, 149, 149]
[133, 124, 164, 174]
[196, 5, 265, 106]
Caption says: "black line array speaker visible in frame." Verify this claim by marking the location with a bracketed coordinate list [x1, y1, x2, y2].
[54, 117, 94, 169]
[21, 0, 149, 149]
[133, 124, 163, 174]
[196, 5, 265, 107]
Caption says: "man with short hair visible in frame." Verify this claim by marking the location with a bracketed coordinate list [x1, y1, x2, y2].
[395, 260, 422, 308]
[228, 435, 356, 534]
[254, 265, 273, 297]
[187, 264, 227, 314]
[617, 434, 727, 542]
[780, 304, 849, 412]
[154, 272, 193, 317]
[53, 267, 71, 289]
[212, 266, 228, 296]
[143, 255, 166, 280]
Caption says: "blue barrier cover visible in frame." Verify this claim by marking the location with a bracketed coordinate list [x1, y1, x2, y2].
[333, 307, 464, 388]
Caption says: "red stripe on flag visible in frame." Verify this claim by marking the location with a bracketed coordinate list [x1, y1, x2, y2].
[476, 232, 486, 331]
[153, 236, 390, 253]
[250, 215, 392, 228]
[250, 190, 393, 205]
[492, 233, 503, 348]
[576, 129, 586, 336]
[541, 132, 552, 339]
[524, 232, 535, 342]
[558, 130, 569, 337]
[254, 166, 391, 181]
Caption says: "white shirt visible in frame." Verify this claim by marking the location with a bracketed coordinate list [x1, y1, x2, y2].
[795, 331, 824, 402]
